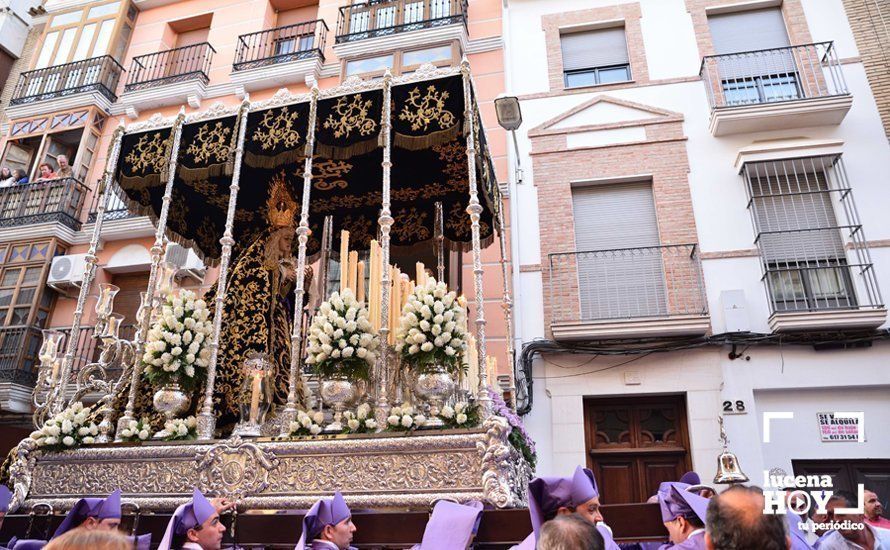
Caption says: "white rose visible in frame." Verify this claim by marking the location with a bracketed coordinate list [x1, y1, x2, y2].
[347, 419, 360, 431]
[433, 302, 445, 315]
[408, 344, 419, 355]
[61, 419, 73, 434]
[138, 430, 149, 440]
[78, 427, 89, 436]
[331, 349, 341, 358]
[171, 346, 182, 356]
[419, 320, 431, 331]
[440, 405, 455, 419]
[83, 436, 95, 445]
[421, 342, 433, 352]
[313, 411, 325, 424]
[121, 429, 133, 438]
[365, 419, 377, 430]
[62, 436, 75, 446]
[45, 436, 58, 446]
[387, 415, 400, 426]
[401, 415, 413, 428]
[445, 346, 455, 356]
[414, 414, 427, 426]
[356, 348, 368, 359]
[310, 425, 322, 435]
[342, 347, 354, 358]
[300, 416, 311, 428]
[456, 413, 468, 424]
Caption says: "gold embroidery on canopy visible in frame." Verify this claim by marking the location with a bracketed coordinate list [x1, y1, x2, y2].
[433, 141, 466, 192]
[393, 207, 431, 241]
[395, 85, 460, 150]
[324, 95, 377, 139]
[310, 159, 352, 191]
[181, 122, 233, 182]
[446, 202, 470, 238]
[122, 132, 169, 186]
[245, 107, 303, 168]
[341, 215, 374, 248]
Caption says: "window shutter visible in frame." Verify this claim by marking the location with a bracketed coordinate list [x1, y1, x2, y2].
[561, 27, 629, 72]
[708, 8, 791, 54]
[571, 183, 666, 319]
[749, 170, 845, 263]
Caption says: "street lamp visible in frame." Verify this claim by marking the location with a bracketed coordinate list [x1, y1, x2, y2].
[494, 95, 523, 183]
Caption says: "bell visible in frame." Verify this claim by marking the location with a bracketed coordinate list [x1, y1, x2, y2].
[713, 447, 749, 484]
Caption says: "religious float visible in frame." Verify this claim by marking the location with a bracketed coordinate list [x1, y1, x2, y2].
[2, 61, 537, 535]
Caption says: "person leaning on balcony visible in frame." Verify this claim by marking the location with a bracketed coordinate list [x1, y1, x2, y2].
[0, 167, 15, 187]
[36, 163, 56, 181]
[12, 169, 29, 184]
[55, 155, 73, 179]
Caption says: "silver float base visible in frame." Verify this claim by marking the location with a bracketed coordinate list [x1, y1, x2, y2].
[8, 416, 530, 513]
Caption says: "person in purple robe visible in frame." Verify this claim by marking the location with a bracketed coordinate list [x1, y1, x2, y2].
[657, 482, 709, 550]
[512, 466, 621, 550]
[52, 489, 122, 539]
[127, 533, 152, 550]
[411, 500, 483, 550]
[158, 489, 227, 550]
[295, 491, 356, 550]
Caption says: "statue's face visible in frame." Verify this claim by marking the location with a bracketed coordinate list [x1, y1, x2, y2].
[276, 231, 294, 256]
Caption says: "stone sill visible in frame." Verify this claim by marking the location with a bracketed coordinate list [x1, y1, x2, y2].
[769, 308, 887, 332]
[709, 94, 853, 137]
[551, 314, 711, 340]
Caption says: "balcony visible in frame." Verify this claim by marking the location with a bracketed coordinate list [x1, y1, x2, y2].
[701, 42, 852, 136]
[6, 56, 123, 120]
[742, 155, 886, 332]
[231, 20, 328, 92]
[0, 178, 88, 231]
[118, 43, 215, 115]
[333, 0, 468, 60]
[547, 244, 710, 340]
[0, 326, 40, 389]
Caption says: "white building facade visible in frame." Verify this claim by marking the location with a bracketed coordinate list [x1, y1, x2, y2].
[504, 0, 890, 504]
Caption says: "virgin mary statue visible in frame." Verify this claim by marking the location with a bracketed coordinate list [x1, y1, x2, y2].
[208, 175, 309, 432]
[108, 175, 309, 434]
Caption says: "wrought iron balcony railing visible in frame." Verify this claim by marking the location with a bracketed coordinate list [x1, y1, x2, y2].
[9, 55, 123, 106]
[87, 185, 136, 223]
[234, 20, 328, 71]
[0, 178, 88, 230]
[700, 42, 848, 110]
[125, 42, 215, 93]
[548, 244, 708, 324]
[0, 325, 41, 385]
[336, 0, 468, 44]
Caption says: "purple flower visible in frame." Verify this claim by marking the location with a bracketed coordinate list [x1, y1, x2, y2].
[486, 386, 536, 455]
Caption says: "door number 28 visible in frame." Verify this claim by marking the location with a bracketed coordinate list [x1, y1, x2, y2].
[723, 400, 747, 414]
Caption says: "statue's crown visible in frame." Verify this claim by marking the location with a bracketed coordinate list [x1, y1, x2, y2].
[266, 172, 296, 228]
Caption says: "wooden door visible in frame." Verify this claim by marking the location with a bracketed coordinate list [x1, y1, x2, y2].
[584, 395, 692, 504]
[793, 459, 890, 512]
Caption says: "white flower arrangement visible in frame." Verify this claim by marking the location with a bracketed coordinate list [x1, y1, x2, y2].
[341, 403, 378, 434]
[385, 405, 427, 432]
[118, 417, 152, 442]
[31, 401, 98, 451]
[142, 289, 213, 391]
[156, 416, 197, 441]
[288, 410, 326, 436]
[305, 289, 380, 381]
[438, 401, 479, 429]
[395, 278, 468, 374]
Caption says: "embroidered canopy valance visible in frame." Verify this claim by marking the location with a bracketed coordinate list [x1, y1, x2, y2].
[114, 69, 500, 265]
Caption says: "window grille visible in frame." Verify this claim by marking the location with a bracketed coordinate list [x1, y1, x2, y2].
[742, 155, 882, 313]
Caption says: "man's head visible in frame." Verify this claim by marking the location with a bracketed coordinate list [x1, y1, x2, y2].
[53, 490, 122, 539]
[658, 482, 709, 544]
[318, 515, 356, 549]
[298, 492, 354, 550]
[826, 491, 864, 540]
[80, 515, 120, 531]
[533, 466, 604, 532]
[57, 155, 69, 168]
[705, 485, 789, 550]
[538, 514, 605, 550]
[864, 490, 884, 521]
[185, 507, 225, 550]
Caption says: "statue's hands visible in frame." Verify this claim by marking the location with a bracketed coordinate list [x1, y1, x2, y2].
[280, 259, 296, 282]
[212, 497, 236, 513]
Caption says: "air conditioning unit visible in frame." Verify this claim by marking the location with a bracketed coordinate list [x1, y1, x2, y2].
[47, 253, 89, 292]
[165, 243, 206, 281]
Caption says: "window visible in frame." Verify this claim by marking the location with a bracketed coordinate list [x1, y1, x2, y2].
[343, 43, 456, 80]
[0, 241, 57, 328]
[743, 156, 874, 313]
[708, 8, 799, 105]
[570, 182, 665, 320]
[560, 27, 631, 88]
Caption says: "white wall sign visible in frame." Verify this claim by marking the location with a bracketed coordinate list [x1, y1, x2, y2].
[817, 412, 863, 442]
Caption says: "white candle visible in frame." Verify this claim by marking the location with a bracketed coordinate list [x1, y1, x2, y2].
[467, 334, 479, 394]
[347, 251, 358, 296]
[51, 359, 61, 385]
[249, 373, 262, 423]
[356, 261, 366, 303]
[339, 230, 350, 293]
[416, 262, 426, 286]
